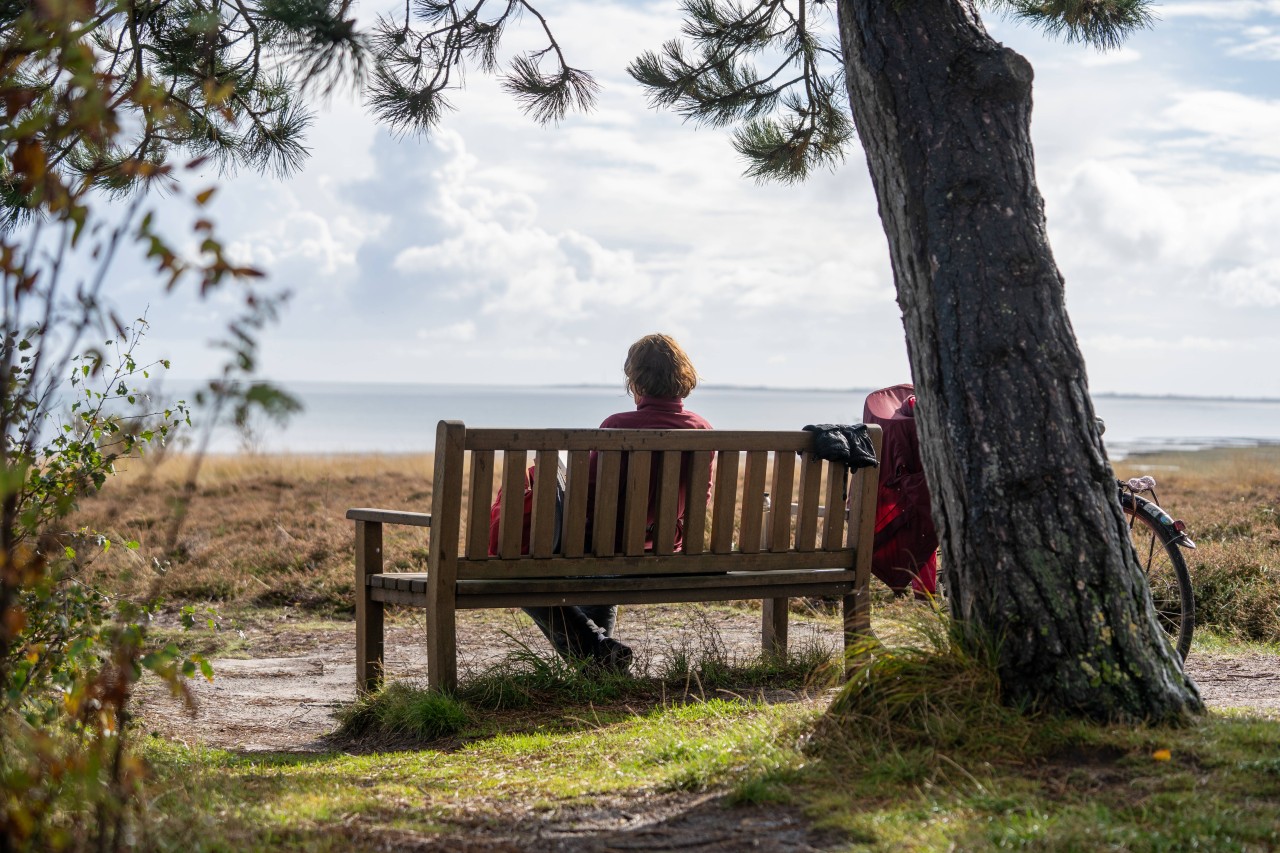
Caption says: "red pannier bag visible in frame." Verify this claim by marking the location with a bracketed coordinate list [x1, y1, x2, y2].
[862, 383, 938, 597]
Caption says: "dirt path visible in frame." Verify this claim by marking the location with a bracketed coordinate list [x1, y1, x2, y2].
[137, 605, 1280, 752]
[134, 605, 1280, 851]
[137, 603, 843, 752]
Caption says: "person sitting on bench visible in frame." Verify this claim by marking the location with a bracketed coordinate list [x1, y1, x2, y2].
[493, 333, 713, 673]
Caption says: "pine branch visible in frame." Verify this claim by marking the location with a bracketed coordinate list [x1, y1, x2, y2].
[733, 73, 850, 183]
[257, 0, 370, 94]
[985, 0, 1155, 49]
[370, 0, 595, 132]
[368, 62, 455, 135]
[630, 0, 851, 182]
[501, 53, 598, 124]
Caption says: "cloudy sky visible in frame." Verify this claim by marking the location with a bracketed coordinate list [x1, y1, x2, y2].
[109, 0, 1280, 399]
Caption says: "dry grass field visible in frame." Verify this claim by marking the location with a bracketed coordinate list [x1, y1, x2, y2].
[1114, 445, 1280, 643]
[72, 452, 440, 613]
[68, 446, 1280, 851]
[70, 444, 1280, 644]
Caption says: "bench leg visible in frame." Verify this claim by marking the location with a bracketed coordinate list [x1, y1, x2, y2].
[355, 520, 385, 694]
[762, 597, 788, 660]
[426, 599, 457, 693]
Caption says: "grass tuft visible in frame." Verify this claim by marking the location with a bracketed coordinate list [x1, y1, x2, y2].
[656, 609, 839, 691]
[336, 682, 469, 742]
[458, 638, 632, 710]
[821, 606, 1039, 767]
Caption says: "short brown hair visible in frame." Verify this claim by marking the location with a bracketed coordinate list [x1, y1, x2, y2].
[624, 334, 699, 399]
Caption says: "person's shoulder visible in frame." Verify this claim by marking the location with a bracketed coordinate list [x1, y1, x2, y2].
[599, 411, 634, 428]
[685, 411, 713, 429]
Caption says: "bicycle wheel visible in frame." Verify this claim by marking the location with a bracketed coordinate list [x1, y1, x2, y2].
[1122, 497, 1195, 660]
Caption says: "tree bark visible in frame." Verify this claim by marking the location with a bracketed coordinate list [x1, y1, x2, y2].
[836, 0, 1202, 719]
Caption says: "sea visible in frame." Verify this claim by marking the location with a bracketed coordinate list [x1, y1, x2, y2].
[193, 381, 1280, 460]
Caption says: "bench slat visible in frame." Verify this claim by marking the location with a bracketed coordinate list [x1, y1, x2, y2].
[454, 547, 854, 578]
[457, 580, 858, 609]
[593, 450, 622, 556]
[346, 508, 432, 527]
[458, 568, 855, 595]
[466, 450, 494, 559]
[498, 449, 527, 558]
[652, 450, 682, 556]
[682, 451, 713, 555]
[371, 587, 428, 607]
[710, 450, 739, 554]
[739, 451, 767, 554]
[464, 429, 816, 453]
[768, 450, 795, 552]
[531, 450, 559, 559]
[795, 452, 823, 552]
[561, 450, 590, 558]
[823, 459, 846, 550]
[622, 450, 652, 556]
[372, 577, 860, 610]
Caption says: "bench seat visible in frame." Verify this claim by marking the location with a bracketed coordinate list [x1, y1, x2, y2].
[367, 567, 859, 608]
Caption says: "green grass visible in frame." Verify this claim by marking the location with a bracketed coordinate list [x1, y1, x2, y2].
[129, 609, 1280, 852]
[803, 713, 1280, 851]
[338, 683, 471, 741]
[1189, 628, 1280, 657]
[140, 696, 813, 851]
[332, 635, 839, 745]
[801, 610, 1280, 851]
[134, 692, 1280, 853]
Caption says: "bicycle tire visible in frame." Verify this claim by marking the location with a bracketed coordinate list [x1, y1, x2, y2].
[1122, 494, 1195, 660]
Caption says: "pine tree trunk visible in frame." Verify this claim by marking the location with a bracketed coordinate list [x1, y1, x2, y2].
[836, 0, 1202, 720]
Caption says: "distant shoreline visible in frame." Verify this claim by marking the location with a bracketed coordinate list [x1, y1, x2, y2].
[166, 377, 1280, 404]
[182, 439, 1280, 460]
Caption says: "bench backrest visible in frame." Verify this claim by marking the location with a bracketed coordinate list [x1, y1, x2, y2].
[427, 421, 883, 584]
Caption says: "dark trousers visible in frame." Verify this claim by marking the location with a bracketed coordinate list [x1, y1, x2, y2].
[522, 605, 617, 660]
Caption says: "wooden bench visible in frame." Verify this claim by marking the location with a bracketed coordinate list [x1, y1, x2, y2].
[347, 420, 882, 693]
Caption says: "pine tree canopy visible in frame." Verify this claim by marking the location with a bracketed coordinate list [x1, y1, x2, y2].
[1, 0, 1156, 219]
[1, 0, 366, 227]
[364, 0, 1155, 182]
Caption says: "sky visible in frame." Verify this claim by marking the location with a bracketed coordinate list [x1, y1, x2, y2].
[103, 0, 1280, 398]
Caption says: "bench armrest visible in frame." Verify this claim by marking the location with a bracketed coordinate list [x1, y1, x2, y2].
[346, 508, 433, 528]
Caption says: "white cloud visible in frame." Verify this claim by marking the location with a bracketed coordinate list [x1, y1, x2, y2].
[1157, 1, 1280, 20]
[417, 320, 477, 343]
[1078, 47, 1143, 67]
[1215, 262, 1280, 306]
[1226, 26, 1280, 59]
[389, 132, 659, 319]
[1085, 334, 1244, 353]
[1158, 90, 1280, 160]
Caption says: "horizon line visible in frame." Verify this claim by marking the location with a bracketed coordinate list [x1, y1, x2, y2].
[162, 377, 1280, 404]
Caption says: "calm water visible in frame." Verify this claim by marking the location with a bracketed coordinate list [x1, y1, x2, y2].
[201, 382, 1280, 458]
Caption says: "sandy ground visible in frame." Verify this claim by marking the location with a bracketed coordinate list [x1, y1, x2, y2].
[133, 604, 1280, 851]
[136, 605, 1280, 753]
[136, 603, 843, 752]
